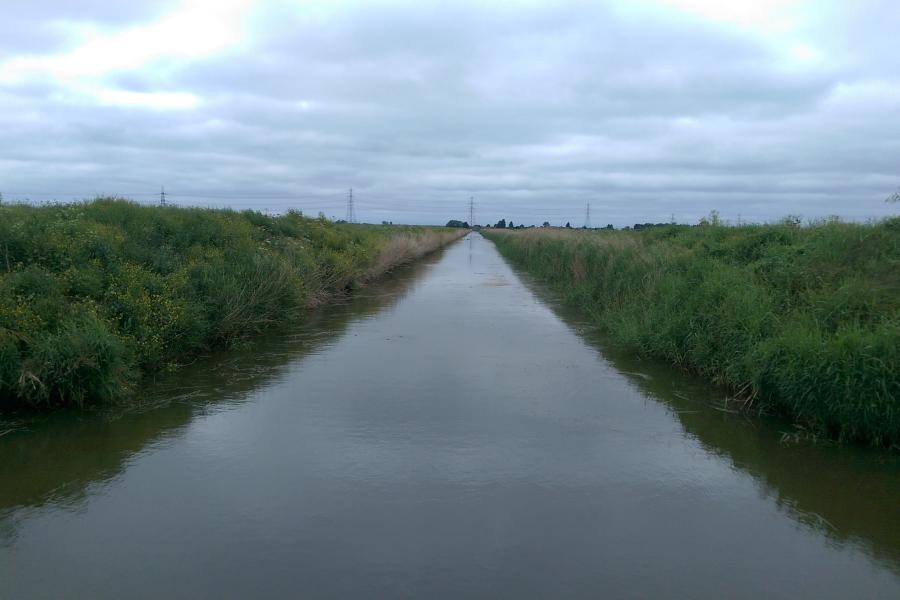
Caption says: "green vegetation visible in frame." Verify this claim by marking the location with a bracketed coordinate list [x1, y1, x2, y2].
[0, 199, 462, 409]
[484, 219, 900, 446]
[445, 220, 471, 228]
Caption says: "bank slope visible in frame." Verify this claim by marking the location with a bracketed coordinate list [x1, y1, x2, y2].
[484, 221, 900, 447]
[0, 199, 464, 409]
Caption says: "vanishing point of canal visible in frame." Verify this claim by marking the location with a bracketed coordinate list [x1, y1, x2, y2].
[2, 233, 899, 598]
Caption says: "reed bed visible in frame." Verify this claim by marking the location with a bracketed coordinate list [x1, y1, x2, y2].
[0, 199, 464, 409]
[485, 220, 900, 447]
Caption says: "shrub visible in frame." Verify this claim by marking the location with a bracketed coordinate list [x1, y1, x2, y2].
[485, 220, 900, 446]
[0, 199, 462, 409]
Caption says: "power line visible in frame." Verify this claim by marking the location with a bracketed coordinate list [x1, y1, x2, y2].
[0, 187, 639, 223]
[0, 190, 351, 202]
[0, 189, 474, 211]
[0, 194, 584, 216]
[166, 193, 344, 201]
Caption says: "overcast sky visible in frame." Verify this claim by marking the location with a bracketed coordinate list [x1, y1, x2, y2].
[1, 0, 898, 226]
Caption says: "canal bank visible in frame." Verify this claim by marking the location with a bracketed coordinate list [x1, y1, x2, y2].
[2, 233, 898, 598]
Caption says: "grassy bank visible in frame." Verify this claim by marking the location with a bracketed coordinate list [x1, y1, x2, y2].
[0, 199, 464, 409]
[484, 220, 900, 446]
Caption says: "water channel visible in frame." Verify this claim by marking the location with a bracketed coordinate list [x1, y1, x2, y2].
[2, 233, 899, 598]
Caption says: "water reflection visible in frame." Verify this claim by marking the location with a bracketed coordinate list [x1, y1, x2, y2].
[2, 234, 898, 599]
[0, 248, 445, 523]
[515, 270, 900, 574]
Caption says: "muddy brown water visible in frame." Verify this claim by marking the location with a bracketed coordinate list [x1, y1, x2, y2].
[2, 233, 899, 598]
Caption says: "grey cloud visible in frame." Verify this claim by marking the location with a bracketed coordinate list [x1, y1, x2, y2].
[1, 0, 898, 226]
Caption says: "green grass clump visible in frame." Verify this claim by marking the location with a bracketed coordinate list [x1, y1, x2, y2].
[484, 219, 900, 446]
[0, 198, 461, 409]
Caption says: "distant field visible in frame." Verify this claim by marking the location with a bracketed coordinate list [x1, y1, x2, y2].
[0, 199, 463, 409]
[484, 219, 900, 447]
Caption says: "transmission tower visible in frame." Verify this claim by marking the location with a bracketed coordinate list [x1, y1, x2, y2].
[346, 188, 355, 223]
[887, 188, 900, 203]
[160, 186, 167, 206]
[469, 196, 475, 227]
[584, 202, 591, 229]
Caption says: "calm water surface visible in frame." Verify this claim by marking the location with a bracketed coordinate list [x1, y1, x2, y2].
[2, 233, 899, 598]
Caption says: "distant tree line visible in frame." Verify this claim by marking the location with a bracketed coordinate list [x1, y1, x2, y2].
[480, 219, 619, 230]
[631, 222, 672, 230]
[455, 218, 686, 231]
[479, 219, 528, 229]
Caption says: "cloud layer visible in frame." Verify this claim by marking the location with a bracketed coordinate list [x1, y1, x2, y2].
[2, 0, 899, 225]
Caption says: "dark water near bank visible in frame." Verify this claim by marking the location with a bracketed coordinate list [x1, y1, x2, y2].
[2, 233, 899, 599]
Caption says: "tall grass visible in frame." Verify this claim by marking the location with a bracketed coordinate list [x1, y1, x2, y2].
[484, 219, 900, 446]
[0, 198, 463, 409]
